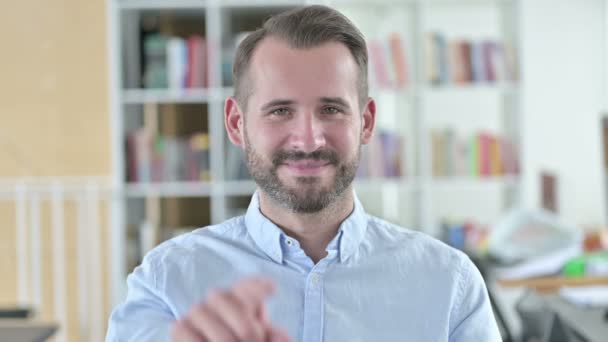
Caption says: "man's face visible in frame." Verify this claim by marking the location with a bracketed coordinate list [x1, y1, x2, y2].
[228, 37, 375, 213]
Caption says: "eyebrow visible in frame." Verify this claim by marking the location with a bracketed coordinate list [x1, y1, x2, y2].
[260, 99, 296, 112]
[259, 97, 351, 112]
[320, 97, 350, 109]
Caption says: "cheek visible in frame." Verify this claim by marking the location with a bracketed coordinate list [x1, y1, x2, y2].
[328, 126, 360, 152]
[247, 123, 286, 152]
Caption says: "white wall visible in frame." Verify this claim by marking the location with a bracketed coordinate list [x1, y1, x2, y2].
[520, 0, 607, 226]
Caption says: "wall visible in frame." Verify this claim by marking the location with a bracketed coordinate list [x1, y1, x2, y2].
[0, 1, 110, 341]
[0, 1, 110, 177]
[520, 0, 607, 227]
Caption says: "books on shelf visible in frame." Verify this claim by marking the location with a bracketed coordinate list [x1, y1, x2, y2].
[126, 129, 210, 183]
[425, 32, 517, 86]
[441, 218, 490, 254]
[367, 33, 410, 90]
[143, 33, 208, 89]
[357, 129, 404, 179]
[431, 128, 519, 178]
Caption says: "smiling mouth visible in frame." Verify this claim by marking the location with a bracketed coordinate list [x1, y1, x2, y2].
[282, 160, 332, 175]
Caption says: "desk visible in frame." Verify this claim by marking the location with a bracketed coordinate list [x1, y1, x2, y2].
[0, 320, 57, 342]
[498, 276, 608, 293]
[541, 294, 608, 342]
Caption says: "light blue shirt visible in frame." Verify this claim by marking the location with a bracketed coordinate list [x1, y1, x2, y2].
[107, 192, 501, 341]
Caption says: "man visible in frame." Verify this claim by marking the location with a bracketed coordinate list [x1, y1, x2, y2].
[107, 5, 501, 342]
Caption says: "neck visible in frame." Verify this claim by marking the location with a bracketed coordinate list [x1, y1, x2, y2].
[258, 188, 355, 263]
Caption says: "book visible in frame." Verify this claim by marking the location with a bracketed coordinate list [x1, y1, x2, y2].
[482, 41, 496, 82]
[500, 138, 519, 174]
[478, 132, 493, 177]
[430, 129, 518, 178]
[388, 32, 408, 88]
[435, 33, 449, 85]
[358, 130, 404, 178]
[380, 131, 403, 178]
[186, 35, 207, 88]
[541, 172, 558, 213]
[469, 135, 479, 177]
[470, 41, 486, 82]
[490, 135, 503, 175]
[125, 131, 211, 183]
[167, 37, 188, 90]
[423, 33, 518, 86]
[163, 138, 180, 182]
[449, 41, 466, 84]
[151, 135, 165, 182]
[188, 133, 210, 181]
[126, 132, 138, 182]
[368, 39, 391, 88]
[424, 32, 440, 85]
[143, 34, 169, 88]
[134, 129, 153, 182]
[460, 42, 473, 83]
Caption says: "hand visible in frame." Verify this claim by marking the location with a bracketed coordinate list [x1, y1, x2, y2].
[171, 277, 291, 342]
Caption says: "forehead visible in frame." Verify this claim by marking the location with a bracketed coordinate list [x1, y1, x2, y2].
[247, 37, 359, 106]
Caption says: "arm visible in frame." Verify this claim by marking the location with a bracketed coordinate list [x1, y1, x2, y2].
[106, 253, 174, 342]
[449, 255, 502, 342]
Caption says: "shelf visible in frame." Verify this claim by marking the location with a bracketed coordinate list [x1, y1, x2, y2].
[354, 178, 418, 192]
[428, 175, 519, 190]
[223, 180, 257, 196]
[123, 180, 257, 197]
[369, 87, 416, 99]
[110, 0, 523, 299]
[124, 182, 213, 197]
[122, 88, 230, 104]
[220, 0, 304, 8]
[117, 0, 209, 10]
[332, 0, 511, 6]
[421, 82, 518, 95]
[122, 179, 425, 197]
[122, 176, 518, 197]
[369, 83, 517, 99]
[115, 0, 514, 10]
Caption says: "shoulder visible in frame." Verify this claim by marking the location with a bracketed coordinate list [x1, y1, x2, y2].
[367, 215, 467, 261]
[142, 215, 248, 269]
[363, 215, 477, 281]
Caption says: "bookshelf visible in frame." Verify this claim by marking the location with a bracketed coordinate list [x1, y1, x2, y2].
[107, 0, 522, 303]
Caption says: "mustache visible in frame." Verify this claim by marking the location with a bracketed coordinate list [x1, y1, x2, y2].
[272, 149, 339, 166]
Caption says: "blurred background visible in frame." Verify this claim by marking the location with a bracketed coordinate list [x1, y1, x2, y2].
[0, 0, 607, 341]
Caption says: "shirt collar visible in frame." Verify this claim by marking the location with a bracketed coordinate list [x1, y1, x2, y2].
[244, 190, 368, 264]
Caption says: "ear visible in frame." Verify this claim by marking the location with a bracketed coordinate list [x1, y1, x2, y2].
[360, 97, 376, 145]
[225, 96, 245, 147]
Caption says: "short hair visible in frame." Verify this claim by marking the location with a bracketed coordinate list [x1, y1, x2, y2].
[232, 5, 368, 111]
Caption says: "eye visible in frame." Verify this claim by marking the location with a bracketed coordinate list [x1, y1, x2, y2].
[270, 108, 291, 117]
[322, 106, 342, 115]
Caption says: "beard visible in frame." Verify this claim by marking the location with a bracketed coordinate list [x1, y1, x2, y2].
[243, 132, 360, 214]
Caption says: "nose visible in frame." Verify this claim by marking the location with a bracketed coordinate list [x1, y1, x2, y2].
[289, 112, 327, 153]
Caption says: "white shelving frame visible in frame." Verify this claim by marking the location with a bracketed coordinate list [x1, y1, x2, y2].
[107, 0, 523, 304]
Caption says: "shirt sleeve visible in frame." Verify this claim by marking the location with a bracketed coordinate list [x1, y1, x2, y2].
[106, 251, 175, 342]
[449, 254, 502, 342]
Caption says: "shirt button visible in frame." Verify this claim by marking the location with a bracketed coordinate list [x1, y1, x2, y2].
[286, 239, 293, 246]
[310, 273, 321, 285]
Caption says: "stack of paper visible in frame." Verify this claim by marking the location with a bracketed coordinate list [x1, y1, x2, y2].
[559, 286, 608, 307]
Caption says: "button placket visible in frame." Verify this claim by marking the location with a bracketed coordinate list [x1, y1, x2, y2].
[301, 258, 335, 342]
